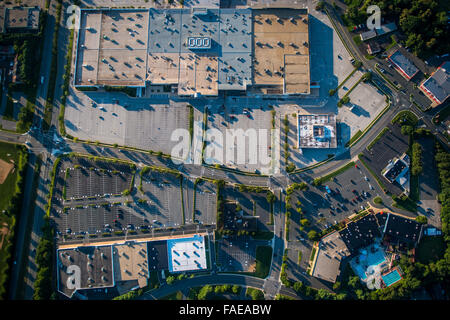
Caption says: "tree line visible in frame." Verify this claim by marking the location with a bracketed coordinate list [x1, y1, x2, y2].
[342, 0, 449, 58]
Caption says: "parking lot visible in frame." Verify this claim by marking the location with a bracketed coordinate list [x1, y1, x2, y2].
[140, 169, 184, 228]
[416, 136, 441, 228]
[207, 98, 273, 174]
[309, 8, 354, 97]
[217, 236, 270, 272]
[362, 123, 409, 195]
[58, 204, 148, 236]
[223, 185, 273, 233]
[65, 87, 190, 155]
[51, 157, 199, 243]
[288, 163, 386, 242]
[338, 80, 387, 141]
[64, 165, 132, 199]
[193, 179, 217, 226]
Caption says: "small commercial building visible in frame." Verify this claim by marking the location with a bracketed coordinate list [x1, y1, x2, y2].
[359, 22, 397, 42]
[297, 114, 337, 149]
[382, 153, 410, 194]
[1, 7, 40, 33]
[311, 231, 350, 283]
[388, 50, 419, 81]
[419, 61, 450, 107]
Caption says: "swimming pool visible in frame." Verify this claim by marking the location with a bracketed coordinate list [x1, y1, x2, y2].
[366, 249, 386, 266]
[382, 269, 402, 287]
[351, 247, 387, 280]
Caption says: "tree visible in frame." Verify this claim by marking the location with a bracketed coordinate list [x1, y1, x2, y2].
[286, 162, 296, 173]
[307, 230, 319, 241]
[348, 276, 360, 289]
[333, 281, 341, 291]
[292, 281, 304, 293]
[232, 285, 240, 294]
[415, 215, 427, 224]
[401, 125, 414, 136]
[316, 289, 333, 300]
[362, 72, 372, 82]
[266, 191, 276, 204]
[249, 289, 264, 300]
[300, 218, 310, 227]
[166, 276, 175, 285]
[198, 285, 214, 300]
[315, 1, 324, 11]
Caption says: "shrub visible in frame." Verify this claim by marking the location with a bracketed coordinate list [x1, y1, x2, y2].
[373, 196, 383, 205]
[166, 276, 175, 285]
[415, 215, 427, 224]
[307, 230, 319, 241]
[286, 162, 296, 173]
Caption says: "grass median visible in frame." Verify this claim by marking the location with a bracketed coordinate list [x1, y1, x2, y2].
[313, 161, 355, 186]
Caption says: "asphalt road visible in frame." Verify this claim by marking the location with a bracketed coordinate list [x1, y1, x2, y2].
[7, 0, 58, 299]
[137, 273, 303, 300]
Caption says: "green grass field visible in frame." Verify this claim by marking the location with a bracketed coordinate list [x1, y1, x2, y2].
[254, 245, 273, 278]
[417, 236, 445, 264]
[0, 142, 22, 211]
[0, 141, 26, 299]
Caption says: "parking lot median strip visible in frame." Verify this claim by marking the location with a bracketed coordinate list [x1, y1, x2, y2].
[375, 64, 401, 91]
[367, 127, 389, 151]
[313, 161, 356, 186]
[357, 153, 389, 194]
[325, 8, 356, 60]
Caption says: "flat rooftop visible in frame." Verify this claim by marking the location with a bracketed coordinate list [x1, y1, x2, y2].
[383, 213, 423, 246]
[74, 9, 149, 87]
[57, 245, 114, 298]
[420, 61, 450, 105]
[297, 114, 337, 148]
[388, 50, 419, 80]
[167, 234, 207, 273]
[312, 231, 350, 283]
[3, 7, 40, 31]
[75, 8, 253, 95]
[74, 7, 311, 96]
[338, 214, 381, 255]
[113, 242, 149, 289]
[253, 8, 310, 94]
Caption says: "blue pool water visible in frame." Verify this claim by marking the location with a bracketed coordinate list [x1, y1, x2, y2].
[367, 250, 386, 266]
[382, 269, 402, 287]
[352, 247, 387, 280]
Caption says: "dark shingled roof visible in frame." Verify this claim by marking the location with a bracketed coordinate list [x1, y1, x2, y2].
[338, 214, 381, 255]
[388, 50, 419, 79]
[383, 213, 423, 246]
[421, 61, 450, 104]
